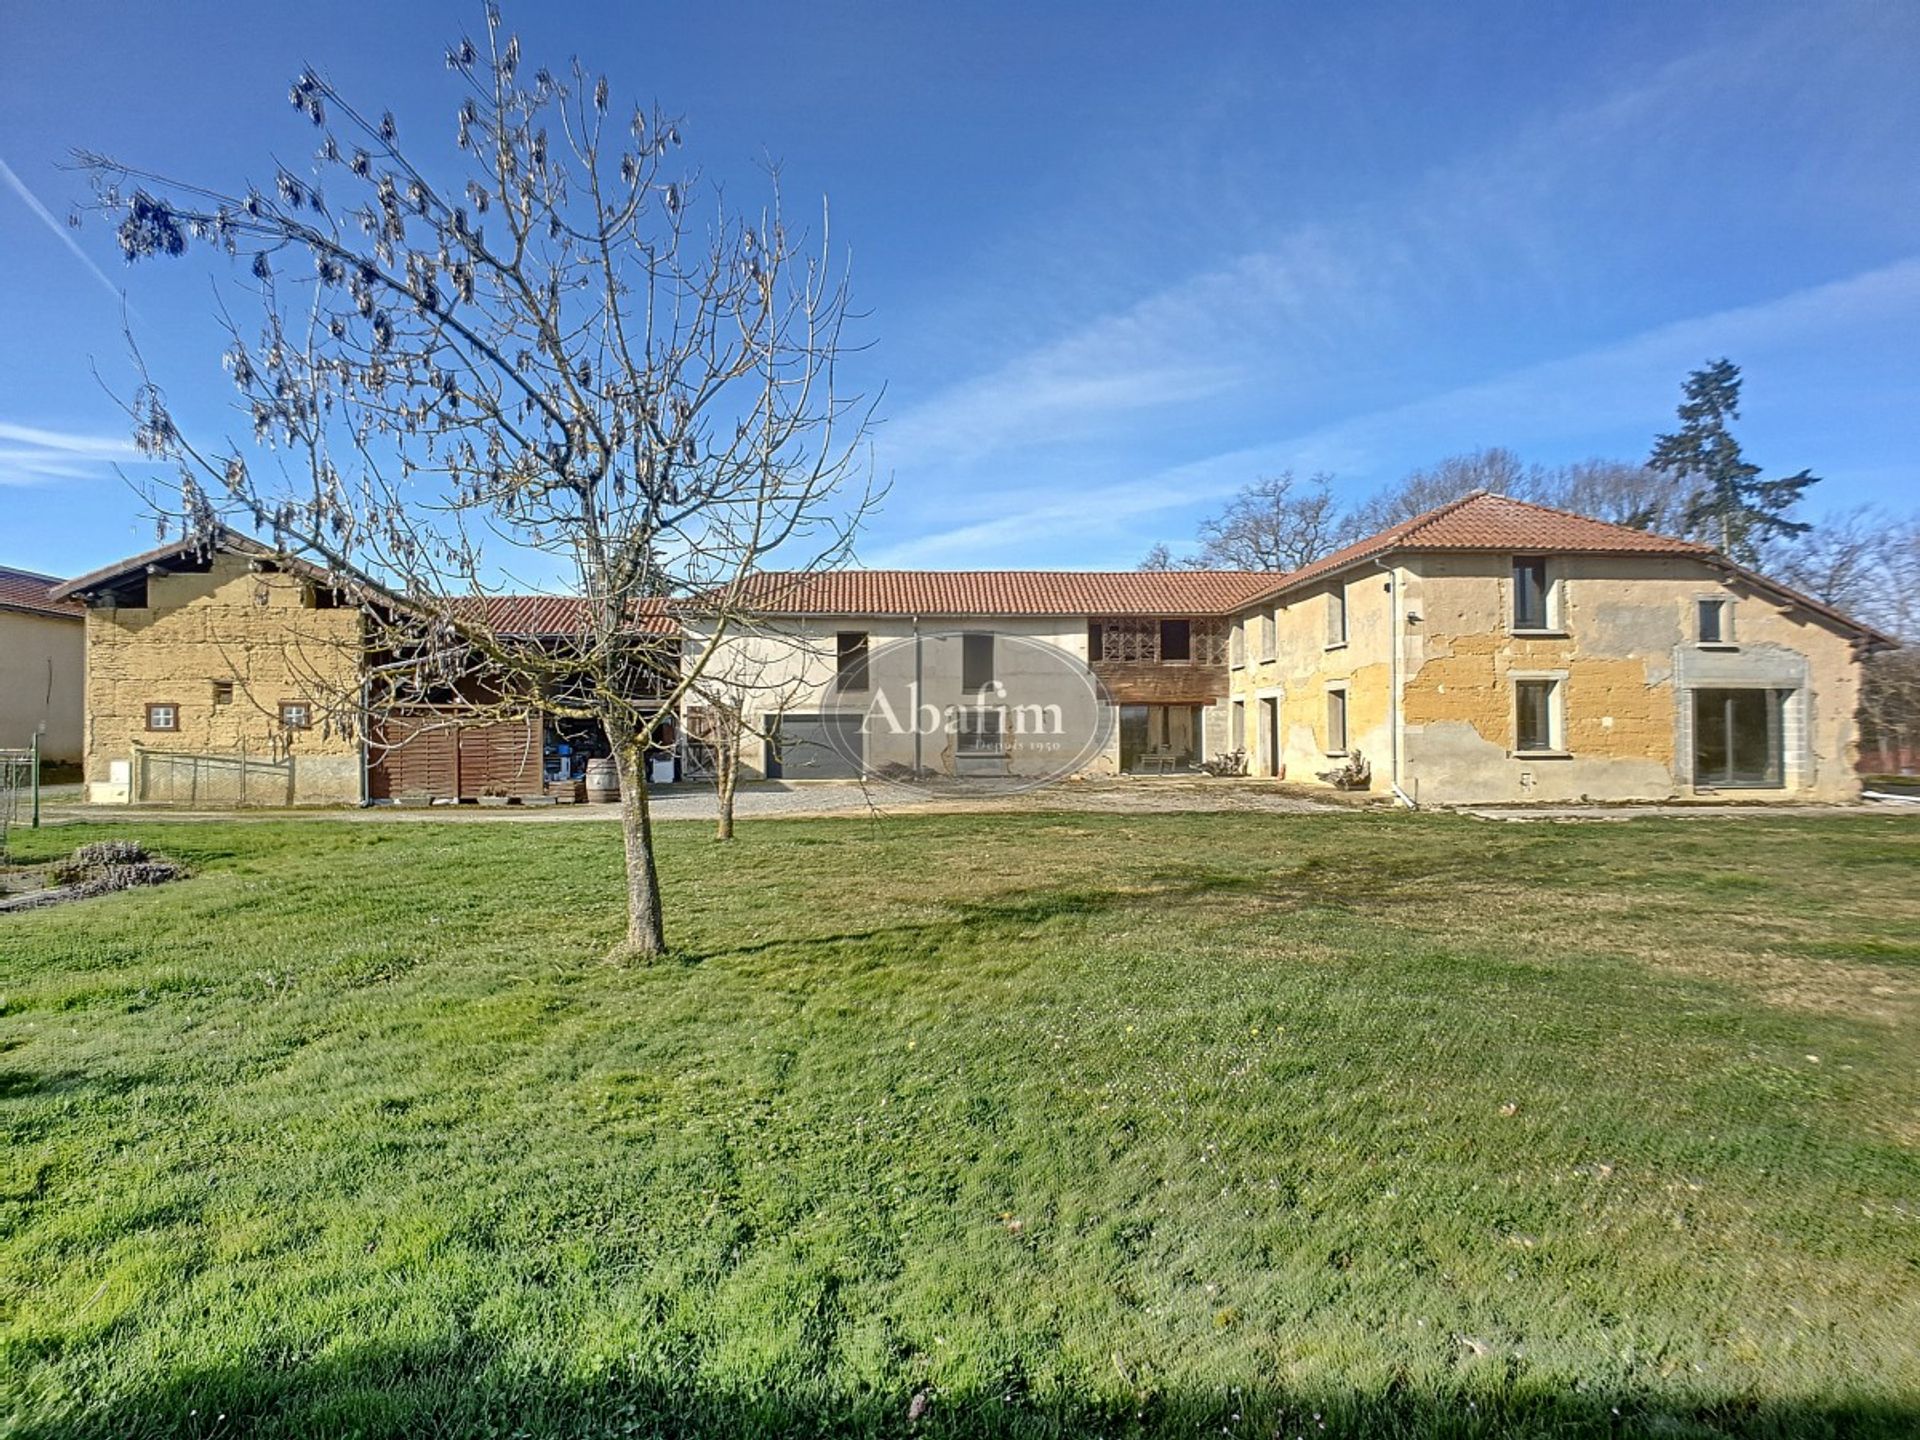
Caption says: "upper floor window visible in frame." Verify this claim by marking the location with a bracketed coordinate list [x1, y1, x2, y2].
[1326, 585, 1348, 648]
[212, 681, 235, 705]
[1160, 619, 1191, 661]
[962, 632, 995, 693]
[836, 631, 870, 690]
[1230, 624, 1245, 668]
[1513, 557, 1551, 631]
[145, 702, 179, 732]
[1697, 598, 1730, 645]
[280, 701, 313, 731]
[1259, 613, 1277, 662]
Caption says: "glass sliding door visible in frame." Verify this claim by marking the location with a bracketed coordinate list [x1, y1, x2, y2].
[1693, 688, 1784, 787]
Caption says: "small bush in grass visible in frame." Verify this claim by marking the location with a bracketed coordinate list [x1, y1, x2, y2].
[53, 840, 186, 895]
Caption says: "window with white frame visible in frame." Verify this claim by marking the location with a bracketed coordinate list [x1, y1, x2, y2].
[1230, 623, 1245, 668]
[1514, 678, 1561, 753]
[1259, 612, 1277, 662]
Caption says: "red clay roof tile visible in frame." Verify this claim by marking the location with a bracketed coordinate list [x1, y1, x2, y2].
[0, 565, 82, 620]
[725, 569, 1274, 618]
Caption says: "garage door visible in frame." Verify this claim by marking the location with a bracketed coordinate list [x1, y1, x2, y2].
[770, 713, 864, 780]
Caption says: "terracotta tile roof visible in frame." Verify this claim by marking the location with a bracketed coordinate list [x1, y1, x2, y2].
[0, 564, 82, 620]
[727, 569, 1275, 618]
[459, 594, 676, 636]
[1237, 491, 1892, 644]
[1245, 491, 1710, 604]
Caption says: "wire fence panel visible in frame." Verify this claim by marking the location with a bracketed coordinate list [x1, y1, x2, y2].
[0, 749, 30, 860]
[134, 750, 294, 807]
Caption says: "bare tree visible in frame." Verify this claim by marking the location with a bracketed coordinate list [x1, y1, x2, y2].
[1765, 508, 1919, 776]
[81, 9, 876, 956]
[1345, 447, 1540, 533]
[1194, 471, 1349, 571]
[1140, 472, 1350, 573]
[1547, 459, 1687, 532]
[682, 636, 812, 842]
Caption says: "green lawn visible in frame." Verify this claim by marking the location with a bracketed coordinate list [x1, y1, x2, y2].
[1, 812, 1917, 1438]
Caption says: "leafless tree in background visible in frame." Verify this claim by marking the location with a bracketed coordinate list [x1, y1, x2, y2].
[1194, 471, 1348, 571]
[1766, 509, 1920, 775]
[1151, 450, 1686, 574]
[80, 7, 877, 956]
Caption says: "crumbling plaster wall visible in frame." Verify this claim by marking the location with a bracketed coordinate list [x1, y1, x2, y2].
[1398, 553, 1863, 804]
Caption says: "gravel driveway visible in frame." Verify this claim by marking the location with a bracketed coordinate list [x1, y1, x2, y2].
[32, 777, 1356, 826]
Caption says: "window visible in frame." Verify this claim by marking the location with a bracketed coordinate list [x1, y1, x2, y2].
[1326, 687, 1348, 753]
[212, 681, 235, 705]
[145, 702, 179, 732]
[1259, 613, 1277, 662]
[836, 631, 870, 691]
[962, 632, 995, 692]
[1514, 679, 1558, 753]
[1693, 688, 1783, 787]
[956, 707, 1004, 755]
[279, 701, 313, 731]
[1087, 621, 1104, 662]
[1160, 618, 1191, 661]
[1230, 700, 1246, 752]
[1513, 557, 1551, 630]
[1697, 598, 1729, 645]
[1326, 585, 1348, 647]
[1230, 623, 1245, 668]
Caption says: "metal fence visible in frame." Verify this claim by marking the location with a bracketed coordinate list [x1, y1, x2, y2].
[134, 749, 294, 807]
[0, 747, 32, 860]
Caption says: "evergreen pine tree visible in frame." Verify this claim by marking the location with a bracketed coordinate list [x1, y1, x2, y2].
[1650, 359, 1818, 563]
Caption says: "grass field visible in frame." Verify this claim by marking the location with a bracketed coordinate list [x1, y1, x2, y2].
[1, 811, 1916, 1438]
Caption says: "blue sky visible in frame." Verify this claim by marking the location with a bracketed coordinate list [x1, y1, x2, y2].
[2, 0, 1916, 578]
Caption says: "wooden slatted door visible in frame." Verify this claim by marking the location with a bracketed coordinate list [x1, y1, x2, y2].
[369, 713, 543, 800]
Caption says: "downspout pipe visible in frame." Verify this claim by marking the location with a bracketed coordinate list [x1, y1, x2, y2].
[1372, 556, 1416, 809]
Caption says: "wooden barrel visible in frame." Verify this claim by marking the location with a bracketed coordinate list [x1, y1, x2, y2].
[584, 756, 620, 803]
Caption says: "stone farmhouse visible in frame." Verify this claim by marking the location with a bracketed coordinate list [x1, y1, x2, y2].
[52, 493, 1892, 807]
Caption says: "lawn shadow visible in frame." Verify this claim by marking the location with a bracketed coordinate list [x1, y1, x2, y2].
[15, 1338, 1916, 1439]
[680, 869, 1271, 965]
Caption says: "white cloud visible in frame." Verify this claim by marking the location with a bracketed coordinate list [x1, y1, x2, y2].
[874, 4, 1885, 491]
[0, 420, 140, 484]
[868, 256, 1920, 566]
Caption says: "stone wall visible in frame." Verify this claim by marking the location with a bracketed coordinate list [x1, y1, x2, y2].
[83, 555, 365, 805]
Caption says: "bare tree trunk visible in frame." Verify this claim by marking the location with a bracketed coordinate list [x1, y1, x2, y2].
[715, 731, 738, 842]
[710, 737, 729, 840]
[613, 738, 667, 958]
